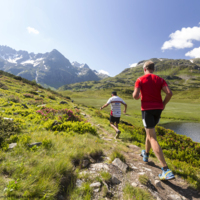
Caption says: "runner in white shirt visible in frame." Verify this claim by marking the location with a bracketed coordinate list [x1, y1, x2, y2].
[100, 91, 127, 139]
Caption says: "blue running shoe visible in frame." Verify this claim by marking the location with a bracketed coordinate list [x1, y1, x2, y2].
[159, 168, 175, 180]
[141, 150, 149, 162]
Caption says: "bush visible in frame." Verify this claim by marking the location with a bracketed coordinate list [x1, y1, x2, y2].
[0, 117, 21, 147]
[8, 95, 20, 103]
[48, 95, 56, 100]
[23, 93, 34, 98]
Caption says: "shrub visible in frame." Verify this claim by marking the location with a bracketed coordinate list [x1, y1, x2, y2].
[0, 117, 21, 147]
[123, 183, 154, 200]
[48, 95, 56, 100]
[0, 82, 8, 90]
[8, 95, 20, 103]
[23, 93, 34, 98]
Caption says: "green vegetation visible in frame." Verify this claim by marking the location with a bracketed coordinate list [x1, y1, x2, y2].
[123, 183, 154, 200]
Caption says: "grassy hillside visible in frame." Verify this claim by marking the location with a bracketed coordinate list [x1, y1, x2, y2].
[1, 71, 200, 199]
[59, 58, 200, 99]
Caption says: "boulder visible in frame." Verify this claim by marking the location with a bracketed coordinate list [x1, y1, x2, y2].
[112, 158, 128, 173]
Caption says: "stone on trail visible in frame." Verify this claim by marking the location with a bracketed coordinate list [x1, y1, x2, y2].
[131, 182, 138, 187]
[90, 182, 101, 188]
[9, 143, 17, 149]
[154, 180, 163, 188]
[76, 179, 83, 187]
[167, 194, 183, 200]
[111, 176, 121, 185]
[112, 158, 128, 173]
[90, 163, 110, 171]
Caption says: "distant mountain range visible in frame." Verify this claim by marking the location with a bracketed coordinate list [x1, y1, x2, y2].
[0, 45, 109, 88]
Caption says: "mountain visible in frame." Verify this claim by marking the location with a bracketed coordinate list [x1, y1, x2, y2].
[59, 58, 200, 96]
[0, 45, 108, 88]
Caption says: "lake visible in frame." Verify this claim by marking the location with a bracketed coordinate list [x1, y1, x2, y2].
[160, 122, 200, 143]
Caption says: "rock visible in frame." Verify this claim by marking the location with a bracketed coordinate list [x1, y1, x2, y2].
[9, 143, 17, 149]
[167, 194, 183, 200]
[138, 172, 145, 175]
[82, 159, 90, 168]
[13, 112, 19, 115]
[36, 91, 42, 93]
[81, 113, 86, 116]
[39, 95, 44, 98]
[90, 182, 101, 188]
[131, 182, 138, 187]
[90, 163, 110, 171]
[143, 167, 152, 171]
[155, 180, 162, 188]
[21, 104, 28, 109]
[93, 188, 100, 193]
[112, 158, 128, 173]
[129, 164, 138, 170]
[76, 179, 83, 187]
[28, 142, 42, 147]
[37, 104, 46, 107]
[3, 117, 13, 121]
[59, 101, 68, 104]
[111, 176, 121, 185]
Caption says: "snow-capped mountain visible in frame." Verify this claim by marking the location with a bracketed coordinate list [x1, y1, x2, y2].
[0, 45, 107, 88]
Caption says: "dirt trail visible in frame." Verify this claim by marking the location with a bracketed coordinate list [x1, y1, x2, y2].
[84, 112, 200, 200]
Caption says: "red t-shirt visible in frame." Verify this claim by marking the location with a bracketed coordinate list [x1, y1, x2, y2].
[134, 74, 168, 111]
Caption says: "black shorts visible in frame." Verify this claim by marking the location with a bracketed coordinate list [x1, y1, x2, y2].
[110, 115, 120, 124]
[142, 109, 162, 128]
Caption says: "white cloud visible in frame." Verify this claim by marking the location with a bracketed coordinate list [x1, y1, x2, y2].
[185, 47, 200, 58]
[129, 63, 137, 68]
[161, 26, 200, 50]
[27, 27, 39, 34]
[98, 70, 109, 75]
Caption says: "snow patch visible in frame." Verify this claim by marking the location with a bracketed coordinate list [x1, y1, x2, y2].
[98, 70, 109, 75]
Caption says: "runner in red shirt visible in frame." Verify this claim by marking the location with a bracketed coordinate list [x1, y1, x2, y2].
[133, 60, 175, 180]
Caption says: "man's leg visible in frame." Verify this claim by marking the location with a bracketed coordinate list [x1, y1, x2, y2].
[110, 122, 119, 132]
[145, 128, 167, 167]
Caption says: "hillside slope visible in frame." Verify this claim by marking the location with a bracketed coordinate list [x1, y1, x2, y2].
[0, 72, 200, 199]
[59, 58, 200, 98]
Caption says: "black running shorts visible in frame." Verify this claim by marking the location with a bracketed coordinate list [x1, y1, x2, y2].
[142, 109, 162, 128]
[110, 115, 120, 124]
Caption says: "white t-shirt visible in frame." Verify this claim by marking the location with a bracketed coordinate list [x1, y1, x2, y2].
[107, 96, 126, 117]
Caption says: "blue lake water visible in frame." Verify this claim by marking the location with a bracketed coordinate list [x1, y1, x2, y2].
[160, 122, 200, 143]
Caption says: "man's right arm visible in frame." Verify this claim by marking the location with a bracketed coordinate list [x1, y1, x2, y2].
[162, 86, 173, 110]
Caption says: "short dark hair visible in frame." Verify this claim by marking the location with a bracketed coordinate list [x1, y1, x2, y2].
[112, 91, 117, 95]
[143, 61, 154, 71]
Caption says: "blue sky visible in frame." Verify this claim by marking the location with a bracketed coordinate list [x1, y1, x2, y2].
[0, 0, 200, 76]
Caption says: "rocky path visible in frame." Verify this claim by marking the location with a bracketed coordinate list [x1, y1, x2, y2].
[81, 112, 200, 199]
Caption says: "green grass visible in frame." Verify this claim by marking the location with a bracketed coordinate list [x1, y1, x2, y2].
[70, 97, 200, 126]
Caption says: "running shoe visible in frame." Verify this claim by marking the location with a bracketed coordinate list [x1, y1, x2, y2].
[141, 150, 149, 162]
[159, 168, 175, 180]
[115, 130, 121, 139]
